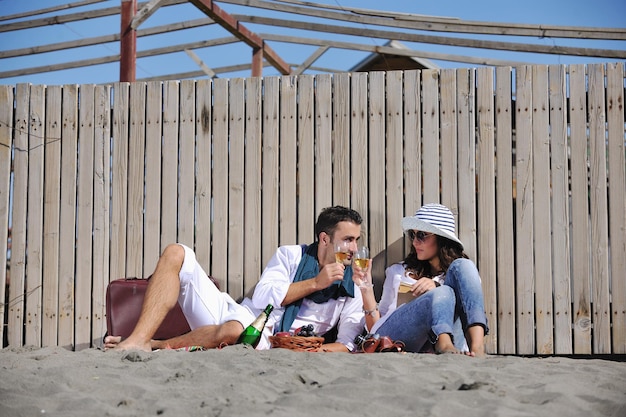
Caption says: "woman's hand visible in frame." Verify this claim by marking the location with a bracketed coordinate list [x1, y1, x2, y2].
[410, 277, 438, 297]
[352, 258, 373, 289]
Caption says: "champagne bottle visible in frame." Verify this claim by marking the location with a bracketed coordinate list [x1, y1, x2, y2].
[237, 304, 273, 348]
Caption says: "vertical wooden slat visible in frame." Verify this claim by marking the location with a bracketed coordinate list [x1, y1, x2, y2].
[385, 71, 404, 268]
[315, 74, 333, 214]
[127, 82, 146, 276]
[25, 84, 45, 347]
[75, 85, 95, 350]
[212, 78, 229, 288]
[515, 66, 535, 355]
[92, 85, 110, 344]
[421, 69, 440, 204]
[160, 81, 179, 249]
[569, 64, 592, 354]
[548, 65, 572, 354]
[588, 64, 611, 354]
[332, 72, 351, 207]
[178, 80, 196, 248]
[261, 77, 279, 269]
[42, 85, 61, 347]
[456, 69, 477, 260]
[279, 76, 298, 245]
[58, 84, 78, 349]
[350, 73, 368, 244]
[297, 75, 315, 244]
[494, 67, 516, 354]
[368, 71, 386, 281]
[0, 85, 14, 347]
[403, 70, 421, 261]
[195, 79, 212, 273]
[243, 77, 262, 295]
[606, 62, 626, 354]
[228, 78, 245, 300]
[9, 84, 29, 347]
[532, 65, 554, 354]
[110, 83, 129, 281]
[144, 81, 163, 274]
[440, 69, 458, 213]
[476, 67, 497, 354]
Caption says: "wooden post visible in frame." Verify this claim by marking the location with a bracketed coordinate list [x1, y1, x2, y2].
[252, 47, 263, 77]
[120, 0, 137, 82]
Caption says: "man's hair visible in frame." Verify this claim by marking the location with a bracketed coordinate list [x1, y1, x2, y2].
[314, 206, 363, 241]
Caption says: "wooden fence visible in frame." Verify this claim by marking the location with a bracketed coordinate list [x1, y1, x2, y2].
[1, 64, 625, 355]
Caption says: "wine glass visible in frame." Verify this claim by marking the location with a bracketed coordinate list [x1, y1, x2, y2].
[353, 246, 372, 288]
[334, 240, 352, 266]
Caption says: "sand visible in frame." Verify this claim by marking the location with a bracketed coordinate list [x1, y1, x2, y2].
[1, 345, 625, 417]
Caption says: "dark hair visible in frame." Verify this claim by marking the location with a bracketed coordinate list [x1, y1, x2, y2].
[404, 235, 468, 277]
[314, 206, 363, 241]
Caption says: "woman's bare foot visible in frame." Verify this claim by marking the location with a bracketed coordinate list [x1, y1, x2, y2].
[434, 333, 464, 354]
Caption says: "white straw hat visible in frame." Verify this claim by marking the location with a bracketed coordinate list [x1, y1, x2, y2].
[401, 203, 464, 249]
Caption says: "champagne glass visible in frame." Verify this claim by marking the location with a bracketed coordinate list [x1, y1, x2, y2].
[334, 241, 352, 266]
[353, 246, 372, 288]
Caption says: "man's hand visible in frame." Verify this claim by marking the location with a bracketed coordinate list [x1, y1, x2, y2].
[281, 262, 345, 306]
[411, 277, 437, 297]
[316, 262, 345, 289]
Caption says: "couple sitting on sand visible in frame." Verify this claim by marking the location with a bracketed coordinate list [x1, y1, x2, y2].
[104, 204, 488, 356]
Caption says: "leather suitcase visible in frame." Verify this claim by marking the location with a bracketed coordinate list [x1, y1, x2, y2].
[105, 277, 196, 340]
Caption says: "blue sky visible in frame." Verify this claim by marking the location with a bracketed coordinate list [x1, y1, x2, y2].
[0, 0, 625, 85]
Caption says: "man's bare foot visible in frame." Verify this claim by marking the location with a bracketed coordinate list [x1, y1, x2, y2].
[104, 335, 152, 352]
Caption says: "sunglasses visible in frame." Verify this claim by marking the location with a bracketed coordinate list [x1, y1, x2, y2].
[407, 230, 434, 242]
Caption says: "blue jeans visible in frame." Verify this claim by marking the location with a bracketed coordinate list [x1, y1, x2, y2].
[376, 258, 487, 352]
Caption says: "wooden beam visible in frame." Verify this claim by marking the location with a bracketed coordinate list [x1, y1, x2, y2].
[131, 0, 168, 30]
[184, 49, 217, 78]
[188, 0, 291, 75]
[251, 47, 263, 76]
[292, 45, 329, 75]
[120, 0, 137, 82]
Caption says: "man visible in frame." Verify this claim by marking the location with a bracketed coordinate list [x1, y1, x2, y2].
[104, 206, 366, 352]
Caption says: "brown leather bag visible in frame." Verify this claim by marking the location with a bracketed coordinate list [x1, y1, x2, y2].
[361, 335, 406, 353]
[105, 276, 219, 340]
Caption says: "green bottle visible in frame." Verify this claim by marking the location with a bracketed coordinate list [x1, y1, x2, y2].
[237, 304, 273, 348]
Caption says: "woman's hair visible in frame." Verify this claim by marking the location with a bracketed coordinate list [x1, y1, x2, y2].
[314, 206, 363, 241]
[404, 235, 468, 277]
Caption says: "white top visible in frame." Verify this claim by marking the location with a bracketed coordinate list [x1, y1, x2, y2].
[241, 245, 364, 351]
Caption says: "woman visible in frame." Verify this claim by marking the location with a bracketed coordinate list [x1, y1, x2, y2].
[357, 203, 488, 356]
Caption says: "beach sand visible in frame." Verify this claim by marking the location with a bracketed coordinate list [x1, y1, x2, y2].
[1, 345, 625, 417]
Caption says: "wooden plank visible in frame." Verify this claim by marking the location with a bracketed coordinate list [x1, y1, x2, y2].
[385, 71, 404, 269]
[110, 83, 129, 281]
[350, 72, 368, 243]
[476, 67, 497, 355]
[195, 79, 212, 275]
[212, 78, 229, 288]
[41, 85, 61, 347]
[127, 82, 146, 277]
[24, 84, 44, 347]
[439, 69, 458, 212]
[515, 66, 535, 355]
[228, 77, 245, 299]
[606, 62, 626, 353]
[243, 77, 262, 295]
[569, 64, 592, 354]
[0, 85, 14, 348]
[9, 84, 29, 347]
[178, 80, 196, 248]
[91, 85, 111, 344]
[421, 69, 440, 203]
[531, 65, 553, 354]
[296, 75, 315, 244]
[456, 68, 477, 260]
[144, 81, 163, 274]
[279, 76, 298, 245]
[314, 74, 332, 214]
[58, 84, 78, 350]
[494, 66, 516, 354]
[160, 81, 179, 248]
[587, 64, 611, 354]
[332, 72, 350, 207]
[402, 70, 421, 262]
[368, 71, 386, 282]
[548, 65, 572, 354]
[75, 85, 95, 350]
[261, 76, 279, 268]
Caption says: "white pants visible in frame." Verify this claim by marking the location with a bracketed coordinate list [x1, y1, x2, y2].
[177, 244, 254, 330]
